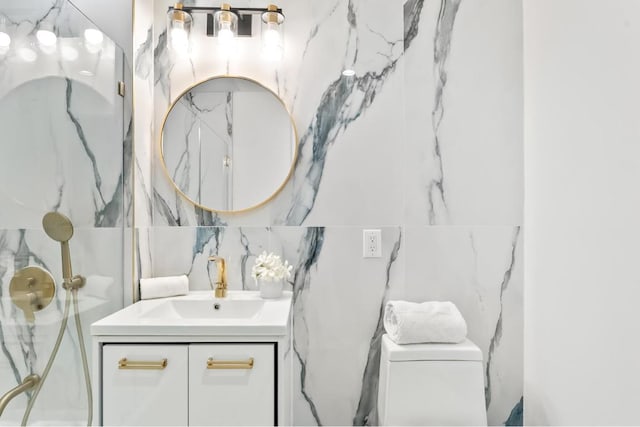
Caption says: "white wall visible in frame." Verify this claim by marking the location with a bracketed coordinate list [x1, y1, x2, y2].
[524, 1, 640, 424]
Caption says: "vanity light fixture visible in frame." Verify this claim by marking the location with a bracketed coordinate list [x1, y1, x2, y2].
[166, 3, 285, 59]
[167, 3, 193, 52]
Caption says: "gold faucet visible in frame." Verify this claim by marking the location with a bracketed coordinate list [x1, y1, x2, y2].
[208, 256, 227, 298]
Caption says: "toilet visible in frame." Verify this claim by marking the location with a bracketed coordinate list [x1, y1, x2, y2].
[377, 334, 487, 426]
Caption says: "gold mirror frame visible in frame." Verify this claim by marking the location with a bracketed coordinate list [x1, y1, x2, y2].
[159, 75, 299, 214]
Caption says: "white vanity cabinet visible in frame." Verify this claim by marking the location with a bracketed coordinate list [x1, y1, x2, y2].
[102, 344, 189, 426]
[188, 343, 275, 426]
[90, 291, 293, 427]
[95, 338, 286, 426]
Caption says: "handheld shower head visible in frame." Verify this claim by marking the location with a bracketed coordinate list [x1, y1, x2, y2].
[42, 212, 74, 281]
[42, 212, 74, 242]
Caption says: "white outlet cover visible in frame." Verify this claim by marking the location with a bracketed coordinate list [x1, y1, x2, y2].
[363, 229, 382, 258]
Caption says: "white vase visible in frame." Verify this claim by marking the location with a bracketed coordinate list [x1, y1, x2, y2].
[258, 279, 283, 299]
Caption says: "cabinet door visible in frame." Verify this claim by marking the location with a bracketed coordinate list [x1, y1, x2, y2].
[102, 344, 188, 426]
[189, 343, 275, 426]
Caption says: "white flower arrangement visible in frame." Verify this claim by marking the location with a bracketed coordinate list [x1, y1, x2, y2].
[251, 251, 292, 282]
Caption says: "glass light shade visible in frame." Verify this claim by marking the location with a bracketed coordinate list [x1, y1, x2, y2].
[214, 4, 238, 47]
[261, 6, 284, 61]
[167, 4, 192, 52]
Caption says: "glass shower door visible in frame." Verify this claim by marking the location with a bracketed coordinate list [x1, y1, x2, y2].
[0, 0, 130, 424]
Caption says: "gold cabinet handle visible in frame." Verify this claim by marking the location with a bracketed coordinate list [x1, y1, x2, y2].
[118, 358, 167, 370]
[206, 357, 254, 370]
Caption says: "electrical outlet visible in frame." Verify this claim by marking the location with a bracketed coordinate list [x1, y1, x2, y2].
[363, 229, 382, 258]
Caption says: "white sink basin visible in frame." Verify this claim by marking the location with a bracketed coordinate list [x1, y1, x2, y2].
[142, 298, 265, 320]
[91, 291, 292, 336]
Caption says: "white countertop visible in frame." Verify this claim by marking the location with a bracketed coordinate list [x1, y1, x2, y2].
[91, 290, 292, 337]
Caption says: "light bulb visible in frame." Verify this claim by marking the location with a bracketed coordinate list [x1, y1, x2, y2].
[61, 45, 79, 61]
[36, 29, 57, 47]
[0, 31, 10, 48]
[342, 69, 356, 77]
[170, 27, 189, 51]
[264, 27, 280, 46]
[262, 26, 282, 60]
[217, 22, 234, 46]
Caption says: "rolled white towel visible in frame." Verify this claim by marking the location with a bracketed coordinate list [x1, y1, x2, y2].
[140, 275, 189, 300]
[383, 300, 467, 344]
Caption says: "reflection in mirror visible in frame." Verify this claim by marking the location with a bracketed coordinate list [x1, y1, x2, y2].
[161, 76, 297, 213]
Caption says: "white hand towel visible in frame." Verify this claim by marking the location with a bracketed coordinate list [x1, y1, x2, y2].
[140, 275, 189, 300]
[383, 300, 467, 344]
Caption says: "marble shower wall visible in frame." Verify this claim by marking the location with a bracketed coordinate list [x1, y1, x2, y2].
[0, 0, 131, 424]
[135, 0, 522, 425]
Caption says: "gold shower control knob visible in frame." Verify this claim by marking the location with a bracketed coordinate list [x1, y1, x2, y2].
[10, 266, 56, 323]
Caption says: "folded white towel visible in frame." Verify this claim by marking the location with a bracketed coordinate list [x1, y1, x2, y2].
[383, 300, 467, 344]
[140, 275, 189, 300]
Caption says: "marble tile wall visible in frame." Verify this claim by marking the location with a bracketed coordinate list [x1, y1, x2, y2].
[0, 0, 131, 424]
[134, 0, 523, 425]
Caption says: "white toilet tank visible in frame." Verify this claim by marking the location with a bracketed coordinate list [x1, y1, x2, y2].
[377, 334, 487, 426]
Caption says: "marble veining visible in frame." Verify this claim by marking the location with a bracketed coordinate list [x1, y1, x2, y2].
[426, 0, 461, 224]
[0, 1, 131, 424]
[298, 2, 341, 75]
[276, 0, 408, 226]
[505, 397, 523, 426]
[290, 227, 325, 425]
[485, 226, 520, 409]
[153, 189, 180, 226]
[353, 229, 402, 426]
[0, 233, 22, 390]
[122, 118, 134, 226]
[139, 1, 523, 425]
[135, 28, 154, 81]
[404, 0, 424, 50]
[65, 78, 124, 227]
[0, 228, 125, 424]
[283, 51, 405, 225]
[238, 228, 253, 290]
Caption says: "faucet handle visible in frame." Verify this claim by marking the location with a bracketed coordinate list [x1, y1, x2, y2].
[208, 256, 228, 298]
[208, 256, 226, 270]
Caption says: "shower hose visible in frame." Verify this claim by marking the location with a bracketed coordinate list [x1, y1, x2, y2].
[21, 287, 93, 427]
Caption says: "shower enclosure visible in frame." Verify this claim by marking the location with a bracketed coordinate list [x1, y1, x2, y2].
[0, 0, 131, 425]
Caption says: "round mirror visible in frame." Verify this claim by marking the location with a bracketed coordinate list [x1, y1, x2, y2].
[160, 76, 298, 213]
